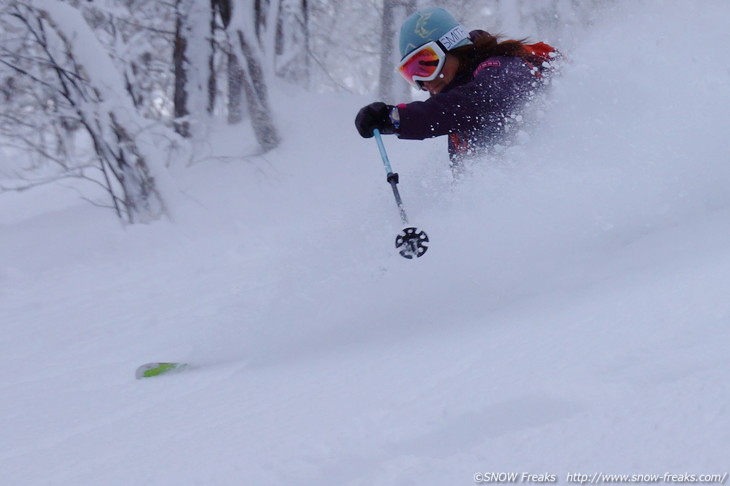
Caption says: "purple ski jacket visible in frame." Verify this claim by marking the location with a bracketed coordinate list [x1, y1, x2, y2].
[396, 32, 553, 165]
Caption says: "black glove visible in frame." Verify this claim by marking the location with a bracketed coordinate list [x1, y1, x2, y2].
[355, 102, 396, 138]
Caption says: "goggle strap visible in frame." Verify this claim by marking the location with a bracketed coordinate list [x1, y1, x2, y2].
[438, 24, 470, 51]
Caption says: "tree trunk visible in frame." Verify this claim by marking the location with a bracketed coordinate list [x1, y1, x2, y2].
[173, 0, 190, 137]
[173, 0, 214, 138]
[227, 46, 245, 124]
[208, 0, 218, 114]
[237, 29, 280, 152]
[378, 0, 414, 102]
[275, 0, 310, 86]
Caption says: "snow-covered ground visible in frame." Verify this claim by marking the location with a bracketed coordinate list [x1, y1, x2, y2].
[2, 2, 730, 484]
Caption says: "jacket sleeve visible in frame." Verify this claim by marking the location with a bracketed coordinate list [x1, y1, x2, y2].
[397, 56, 534, 140]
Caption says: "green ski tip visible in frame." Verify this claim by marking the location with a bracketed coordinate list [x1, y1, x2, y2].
[135, 362, 188, 379]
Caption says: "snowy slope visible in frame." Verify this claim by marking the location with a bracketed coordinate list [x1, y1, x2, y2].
[2, 2, 730, 485]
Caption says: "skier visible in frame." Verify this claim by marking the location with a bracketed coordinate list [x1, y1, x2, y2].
[355, 6, 560, 177]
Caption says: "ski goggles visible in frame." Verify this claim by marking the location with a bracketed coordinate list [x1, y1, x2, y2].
[396, 41, 447, 89]
[396, 24, 470, 89]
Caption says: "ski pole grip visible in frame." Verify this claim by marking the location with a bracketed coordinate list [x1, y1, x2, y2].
[373, 129, 395, 175]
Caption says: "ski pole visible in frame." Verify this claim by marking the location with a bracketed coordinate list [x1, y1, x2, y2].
[372, 129, 429, 259]
[374, 129, 409, 225]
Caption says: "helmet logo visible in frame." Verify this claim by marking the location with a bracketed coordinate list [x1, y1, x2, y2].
[414, 12, 437, 40]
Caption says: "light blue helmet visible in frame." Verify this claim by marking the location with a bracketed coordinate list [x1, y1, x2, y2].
[398, 7, 473, 59]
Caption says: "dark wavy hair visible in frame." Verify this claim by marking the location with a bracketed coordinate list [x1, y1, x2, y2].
[449, 30, 535, 73]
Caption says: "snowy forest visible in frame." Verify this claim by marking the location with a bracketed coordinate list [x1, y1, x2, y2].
[1, 0, 601, 223]
[2, 1, 730, 485]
